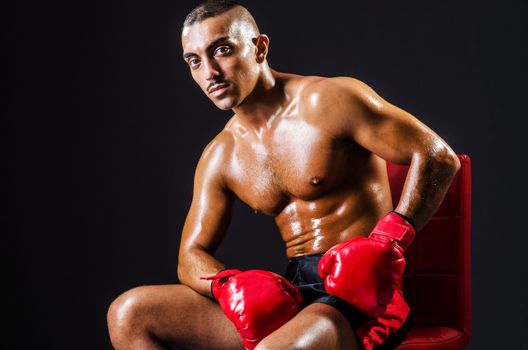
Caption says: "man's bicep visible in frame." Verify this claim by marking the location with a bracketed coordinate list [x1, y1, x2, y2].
[348, 81, 443, 164]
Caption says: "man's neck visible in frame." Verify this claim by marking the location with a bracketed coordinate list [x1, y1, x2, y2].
[232, 68, 286, 138]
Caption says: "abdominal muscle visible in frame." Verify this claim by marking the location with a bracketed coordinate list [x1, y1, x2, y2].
[275, 182, 392, 259]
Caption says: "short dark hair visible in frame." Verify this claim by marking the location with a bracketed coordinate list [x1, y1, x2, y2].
[183, 0, 243, 28]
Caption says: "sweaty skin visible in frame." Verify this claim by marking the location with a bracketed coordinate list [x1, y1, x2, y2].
[190, 74, 394, 260]
[107, 5, 460, 350]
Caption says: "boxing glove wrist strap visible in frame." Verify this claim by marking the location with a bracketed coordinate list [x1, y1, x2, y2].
[369, 212, 416, 250]
[390, 210, 416, 230]
[201, 269, 241, 299]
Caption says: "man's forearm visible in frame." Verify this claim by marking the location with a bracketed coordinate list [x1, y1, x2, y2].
[177, 247, 225, 297]
[394, 148, 460, 231]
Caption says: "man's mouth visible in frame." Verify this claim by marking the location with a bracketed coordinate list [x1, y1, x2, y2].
[208, 83, 229, 96]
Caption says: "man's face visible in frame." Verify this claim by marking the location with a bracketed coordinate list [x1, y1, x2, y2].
[181, 13, 261, 110]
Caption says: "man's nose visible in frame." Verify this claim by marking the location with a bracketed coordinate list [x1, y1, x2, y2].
[203, 58, 220, 81]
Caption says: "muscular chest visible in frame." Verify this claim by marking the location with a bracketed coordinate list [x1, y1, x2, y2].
[225, 120, 352, 214]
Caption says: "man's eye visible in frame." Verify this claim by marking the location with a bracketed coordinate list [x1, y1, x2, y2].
[188, 58, 200, 67]
[214, 46, 231, 56]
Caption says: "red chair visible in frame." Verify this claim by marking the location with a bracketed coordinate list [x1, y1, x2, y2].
[387, 154, 472, 349]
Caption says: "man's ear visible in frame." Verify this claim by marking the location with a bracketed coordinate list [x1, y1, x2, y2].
[253, 34, 270, 63]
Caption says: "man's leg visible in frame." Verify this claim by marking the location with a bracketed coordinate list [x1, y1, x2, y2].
[107, 284, 244, 350]
[254, 303, 361, 350]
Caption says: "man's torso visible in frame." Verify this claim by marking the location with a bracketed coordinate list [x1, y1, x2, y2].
[215, 74, 392, 258]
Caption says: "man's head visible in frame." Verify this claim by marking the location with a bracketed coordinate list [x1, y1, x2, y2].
[181, 1, 270, 110]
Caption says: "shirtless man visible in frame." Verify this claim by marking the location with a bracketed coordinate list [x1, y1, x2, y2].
[107, 1, 461, 349]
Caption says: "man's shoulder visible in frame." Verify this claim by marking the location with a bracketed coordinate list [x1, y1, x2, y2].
[198, 126, 236, 167]
[292, 75, 373, 128]
[298, 75, 369, 104]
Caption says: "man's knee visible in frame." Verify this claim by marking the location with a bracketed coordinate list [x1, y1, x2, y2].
[107, 284, 206, 339]
[253, 304, 361, 350]
[107, 286, 152, 339]
[254, 340, 285, 350]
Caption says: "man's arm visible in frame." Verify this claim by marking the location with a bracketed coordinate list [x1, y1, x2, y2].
[177, 133, 234, 297]
[177, 135, 305, 349]
[305, 77, 460, 230]
[309, 76, 459, 349]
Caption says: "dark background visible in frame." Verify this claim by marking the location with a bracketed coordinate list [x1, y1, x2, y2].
[4, 0, 527, 348]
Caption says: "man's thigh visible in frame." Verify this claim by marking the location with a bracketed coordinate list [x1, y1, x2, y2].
[255, 303, 360, 350]
[108, 284, 244, 350]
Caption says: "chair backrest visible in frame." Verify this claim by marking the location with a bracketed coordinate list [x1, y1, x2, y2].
[386, 154, 471, 338]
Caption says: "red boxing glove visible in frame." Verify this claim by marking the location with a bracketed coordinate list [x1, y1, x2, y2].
[356, 289, 410, 350]
[318, 211, 415, 318]
[202, 269, 304, 350]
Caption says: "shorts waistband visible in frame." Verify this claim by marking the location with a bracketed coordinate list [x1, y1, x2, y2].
[288, 253, 324, 263]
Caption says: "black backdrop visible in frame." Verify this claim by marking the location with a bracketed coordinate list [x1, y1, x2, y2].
[4, 0, 527, 349]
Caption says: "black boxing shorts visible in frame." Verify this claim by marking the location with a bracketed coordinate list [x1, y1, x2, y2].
[284, 254, 413, 349]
